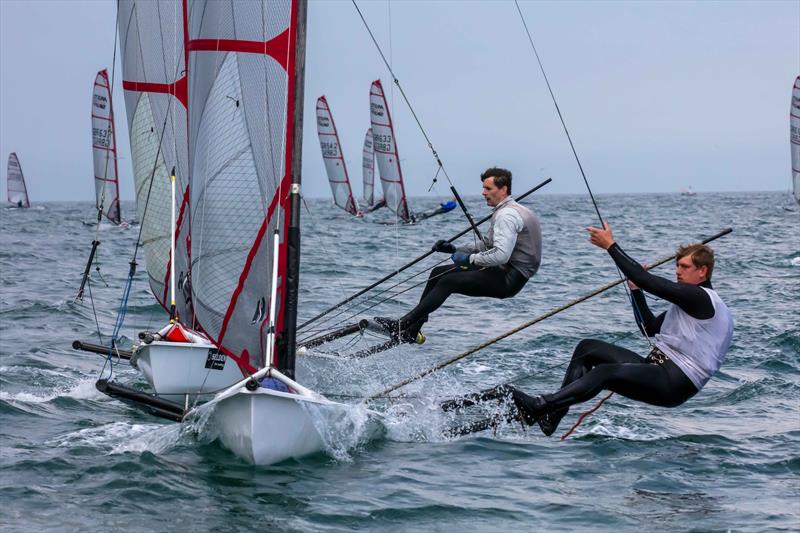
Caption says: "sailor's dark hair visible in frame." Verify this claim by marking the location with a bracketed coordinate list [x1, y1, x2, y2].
[480, 167, 512, 194]
[676, 243, 715, 282]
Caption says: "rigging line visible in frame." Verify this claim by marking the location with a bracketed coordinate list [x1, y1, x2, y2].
[513, 0, 601, 225]
[296, 256, 451, 345]
[513, 1, 651, 347]
[351, 1, 449, 182]
[366, 227, 732, 400]
[86, 276, 104, 345]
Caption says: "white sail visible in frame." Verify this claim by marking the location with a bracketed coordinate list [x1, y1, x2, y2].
[316, 96, 360, 216]
[91, 69, 122, 225]
[187, 0, 297, 373]
[362, 127, 375, 206]
[118, 0, 193, 319]
[369, 79, 411, 222]
[791, 76, 800, 205]
[6, 153, 29, 208]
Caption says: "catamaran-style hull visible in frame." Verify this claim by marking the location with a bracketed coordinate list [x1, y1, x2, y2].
[131, 341, 243, 403]
[214, 389, 327, 465]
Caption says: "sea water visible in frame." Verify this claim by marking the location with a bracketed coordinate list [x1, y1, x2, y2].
[1, 191, 798, 531]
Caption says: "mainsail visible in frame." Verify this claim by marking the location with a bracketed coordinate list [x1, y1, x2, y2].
[315, 96, 359, 216]
[6, 153, 29, 208]
[187, 0, 302, 374]
[791, 76, 800, 205]
[362, 127, 375, 206]
[370, 79, 411, 222]
[118, 0, 193, 320]
[91, 69, 122, 225]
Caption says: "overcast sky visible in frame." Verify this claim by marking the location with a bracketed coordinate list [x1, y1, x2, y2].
[1, 0, 797, 202]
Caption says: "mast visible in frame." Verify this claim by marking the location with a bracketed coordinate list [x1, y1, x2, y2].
[278, 0, 308, 378]
[791, 76, 800, 205]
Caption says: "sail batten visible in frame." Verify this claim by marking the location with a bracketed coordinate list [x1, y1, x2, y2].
[369, 79, 411, 222]
[6, 153, 29, 208]
[316, 96, 359, 216]
[91, 69, 122, 225]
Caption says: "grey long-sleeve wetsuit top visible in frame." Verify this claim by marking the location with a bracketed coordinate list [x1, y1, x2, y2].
[458, 196, 542, 279]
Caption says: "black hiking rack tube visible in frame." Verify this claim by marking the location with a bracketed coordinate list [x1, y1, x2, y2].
[76, 240, 100, 300]
[298, 319, 368, 350]
[96, 379, 185, 422]
[298, 177, 552, 331]
[72, 339, 132, 360]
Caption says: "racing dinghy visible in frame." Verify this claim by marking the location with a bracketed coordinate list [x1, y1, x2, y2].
[315, 95, 361, 216]
[6, 153, 29, 208]
[180, 0, 371, 465]
[361, 127, 386, 212]
[91, 68, 123, 225]
[84, 0, 242, 405]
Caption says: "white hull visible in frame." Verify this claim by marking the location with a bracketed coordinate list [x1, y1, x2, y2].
[131, 340, 243, 403]
[210, 369, 383, 465]
[214, 388, 328, 464]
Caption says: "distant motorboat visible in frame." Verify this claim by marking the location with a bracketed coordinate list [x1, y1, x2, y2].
[679, 187, 697, 197]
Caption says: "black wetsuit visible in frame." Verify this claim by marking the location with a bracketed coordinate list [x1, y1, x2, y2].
[399, 264, 527, 333]
[529, 243, 713, 434]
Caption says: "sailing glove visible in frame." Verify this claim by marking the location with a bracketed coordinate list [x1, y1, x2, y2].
[432, 239, 457, 254]
[451, 251, 472, 268]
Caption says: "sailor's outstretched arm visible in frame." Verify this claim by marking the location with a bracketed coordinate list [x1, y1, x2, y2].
[588, 223, 714, 320]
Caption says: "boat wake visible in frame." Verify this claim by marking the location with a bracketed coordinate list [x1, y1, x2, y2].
[49, 421, 183, 456]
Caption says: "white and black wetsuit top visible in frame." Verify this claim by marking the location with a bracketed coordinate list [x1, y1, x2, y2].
[608, 243, 734, 391]
[458, 196, 542, 279]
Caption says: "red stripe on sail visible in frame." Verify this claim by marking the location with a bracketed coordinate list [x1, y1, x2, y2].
[187, 28, 290, 70]
[122, 75, 188, 109]
[162, 184, 191, 306]
[216, 173, 290, 355]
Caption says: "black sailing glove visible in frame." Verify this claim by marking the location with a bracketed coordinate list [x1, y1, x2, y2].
[432, 239, 457, 254]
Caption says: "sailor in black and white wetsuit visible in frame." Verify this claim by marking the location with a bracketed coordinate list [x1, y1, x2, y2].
[510, 222, 733, 436]
[377, 167, 542, 343]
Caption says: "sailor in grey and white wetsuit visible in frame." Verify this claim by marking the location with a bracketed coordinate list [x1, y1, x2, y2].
[378, 167, 542, 343]
[507, 222, 734, 436]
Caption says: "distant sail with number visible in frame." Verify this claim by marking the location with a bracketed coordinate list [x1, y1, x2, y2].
[91, 69, 122, 224]
[369, 79, 411, 222]
[6, 153, 29, 208]
[362, 127, 375, 206]
[315, 96, 359, 216]
[118, 0, 193, 319]
[791, 76, 800, 205]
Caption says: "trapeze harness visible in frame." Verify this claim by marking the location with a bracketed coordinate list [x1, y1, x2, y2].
[400, 196, 542, 334]
[531, 242, 733, 431]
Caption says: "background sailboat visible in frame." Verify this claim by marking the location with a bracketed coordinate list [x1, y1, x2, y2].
[91, 68, 122, 225]
[6, 152, 30, 208]
[361, 126, 386, 212]
[369, 79, 412, 222]
[315, 95, 361, 216]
